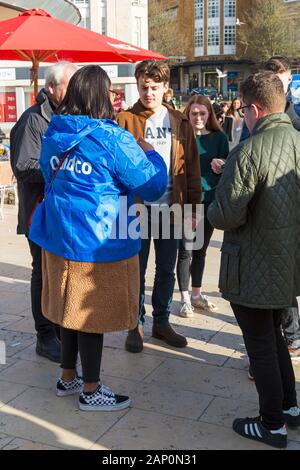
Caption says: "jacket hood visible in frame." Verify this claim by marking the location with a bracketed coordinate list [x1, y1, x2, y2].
[36, 88, 53, 123]
[44, 114, 113, 153]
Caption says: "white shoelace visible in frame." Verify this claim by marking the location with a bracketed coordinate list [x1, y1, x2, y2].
[100, 384, 115, 397]
[181, 301, 194, 310]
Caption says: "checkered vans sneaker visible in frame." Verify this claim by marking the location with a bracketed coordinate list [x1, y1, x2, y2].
[233, 416, 287, 449]
[179, 301, 194, 318]
[56, 376, 84, 397]
[283, 406, 300, 428]
[79, 384, 130, 412]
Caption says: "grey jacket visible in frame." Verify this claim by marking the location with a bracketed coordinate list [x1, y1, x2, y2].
[208, 113, 300, 309]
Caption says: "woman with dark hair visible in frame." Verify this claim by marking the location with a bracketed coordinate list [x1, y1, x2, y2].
[223, 97, 244, 150]
[29, 65, 167, 412]
[176, 95, 229, 317]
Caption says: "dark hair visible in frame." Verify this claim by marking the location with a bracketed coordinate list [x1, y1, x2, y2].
[220, 102, 228, 110]
[135, 60, 170, 83]
[57, 65, 115, 119]
[227, 97, 243, 117]
[264, 55, 291, 74]
[240, 71, 286, 113]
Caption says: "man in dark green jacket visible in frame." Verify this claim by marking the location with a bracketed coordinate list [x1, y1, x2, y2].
[208, 71, 300, 449]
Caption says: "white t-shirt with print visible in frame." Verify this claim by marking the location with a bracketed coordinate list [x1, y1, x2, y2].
[144, 106, 172, 205]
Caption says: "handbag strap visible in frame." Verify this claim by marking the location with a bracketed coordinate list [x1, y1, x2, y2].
[48, 150, 70, 190]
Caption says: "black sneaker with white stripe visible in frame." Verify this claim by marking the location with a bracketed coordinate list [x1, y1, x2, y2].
[56, 376, 84, 397]
[283, 406, 300, 428]
[79, 384, 130, 412]
[232, 416, 287, 449]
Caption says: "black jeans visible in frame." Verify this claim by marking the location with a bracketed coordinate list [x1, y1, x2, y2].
[177, 203, 214, 291]
[27, 238, 57, 341]
[60, 327, 104, 383]
[138, 208, 179, 325]
[231, 302, 297, 430]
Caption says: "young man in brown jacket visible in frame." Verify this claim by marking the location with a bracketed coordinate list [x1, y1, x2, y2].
[117, 60, 201, 353]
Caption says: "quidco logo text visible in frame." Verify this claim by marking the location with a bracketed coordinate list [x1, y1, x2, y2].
[50, 155, 93, 175]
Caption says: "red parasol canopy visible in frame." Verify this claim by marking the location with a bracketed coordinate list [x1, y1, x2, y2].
[0, 8, 166, 95]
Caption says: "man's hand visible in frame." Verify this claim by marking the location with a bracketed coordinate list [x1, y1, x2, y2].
[137, 137, 154, 153]
[211, 158, 225, 174]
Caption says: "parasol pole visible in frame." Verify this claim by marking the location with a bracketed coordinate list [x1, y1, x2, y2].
[31, 51, 39, 98]
[15, 50, 57, 98]
[16, 49, 39, 96]
[31, 59, 39, 97]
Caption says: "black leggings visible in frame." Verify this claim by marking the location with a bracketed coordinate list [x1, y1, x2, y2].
[60, 327, 104, 383]
[177, 203, 214, 291]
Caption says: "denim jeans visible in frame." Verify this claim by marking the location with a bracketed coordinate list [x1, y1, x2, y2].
[138, 208, 179, 325]
[231, 302, 297, 430]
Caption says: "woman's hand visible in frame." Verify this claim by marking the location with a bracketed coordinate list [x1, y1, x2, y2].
[137, 137, 154, 152]
[211, 158, 225, 175]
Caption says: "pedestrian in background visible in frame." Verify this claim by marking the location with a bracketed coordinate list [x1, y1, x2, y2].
[10, 61, 78, 363]
[223, 97, 244, 150]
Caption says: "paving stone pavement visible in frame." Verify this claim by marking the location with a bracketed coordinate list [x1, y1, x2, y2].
[0, 205, 300, 450]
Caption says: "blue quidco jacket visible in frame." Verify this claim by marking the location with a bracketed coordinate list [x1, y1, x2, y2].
[29, 115, 167, 262]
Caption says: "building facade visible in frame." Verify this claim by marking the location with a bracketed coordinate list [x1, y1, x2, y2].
[72, 0, 148, 48]
[150, 0, 300, 97]
[0, 0, 149, 128]
[71, 0, 149, 106]
[0, 1, 80, 127]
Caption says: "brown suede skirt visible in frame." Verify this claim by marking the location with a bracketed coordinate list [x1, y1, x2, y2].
[42, 250, 139, 334]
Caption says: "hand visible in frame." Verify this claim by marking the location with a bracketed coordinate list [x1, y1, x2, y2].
[137, 137, 154, 152]
[211, 158, 225, 175]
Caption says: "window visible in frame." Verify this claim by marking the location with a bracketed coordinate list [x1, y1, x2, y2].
[224, 25, 236, 45]
[73, 0, 90, 29]
[195, 0, 204, 20]
[100, 0, 106, 34]
[208, 0, 220, 18]
[101, 16, 106, 35]
[207, 25, 220, 46]
[195, 27, 204, 47]
[133, 17, 142, 47]
[224, 0, 236, 18]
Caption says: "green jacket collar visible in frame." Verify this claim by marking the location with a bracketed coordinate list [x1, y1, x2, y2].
[252, 112, 292, 135]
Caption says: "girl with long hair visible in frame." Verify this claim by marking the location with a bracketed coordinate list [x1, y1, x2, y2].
[177, 95, 229, 317]
[223, 97, 244, 150]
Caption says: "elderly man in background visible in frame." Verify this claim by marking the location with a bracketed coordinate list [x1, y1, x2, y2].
[10, 62, 78, 363]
